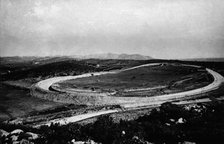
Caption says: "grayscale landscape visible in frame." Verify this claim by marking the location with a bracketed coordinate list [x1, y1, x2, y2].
[1, 0, 224, 144]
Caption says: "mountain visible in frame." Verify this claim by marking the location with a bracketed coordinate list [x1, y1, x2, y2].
[77, 53, 153, 60]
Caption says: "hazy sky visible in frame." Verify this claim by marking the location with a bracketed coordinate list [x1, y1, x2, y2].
[0, 0, 224, 59]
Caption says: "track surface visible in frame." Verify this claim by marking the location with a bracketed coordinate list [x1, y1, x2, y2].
[33, 63, 224, 126]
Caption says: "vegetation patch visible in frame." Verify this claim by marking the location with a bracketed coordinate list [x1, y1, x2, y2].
[1, 101, 224, 144]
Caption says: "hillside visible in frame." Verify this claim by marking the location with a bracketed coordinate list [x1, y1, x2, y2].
[0, 59, 99, 81]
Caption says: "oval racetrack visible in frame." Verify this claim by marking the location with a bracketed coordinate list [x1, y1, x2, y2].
[31, 63, 224, 126]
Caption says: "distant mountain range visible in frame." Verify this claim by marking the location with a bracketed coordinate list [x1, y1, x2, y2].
[73, 53, 153, 60]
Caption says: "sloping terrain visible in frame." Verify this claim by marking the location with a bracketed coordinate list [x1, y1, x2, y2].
[1, 58, 99, 81]
[0, 84, 62, 122]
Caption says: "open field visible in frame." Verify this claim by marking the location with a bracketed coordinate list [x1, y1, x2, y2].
[54, 63, 213, 97]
